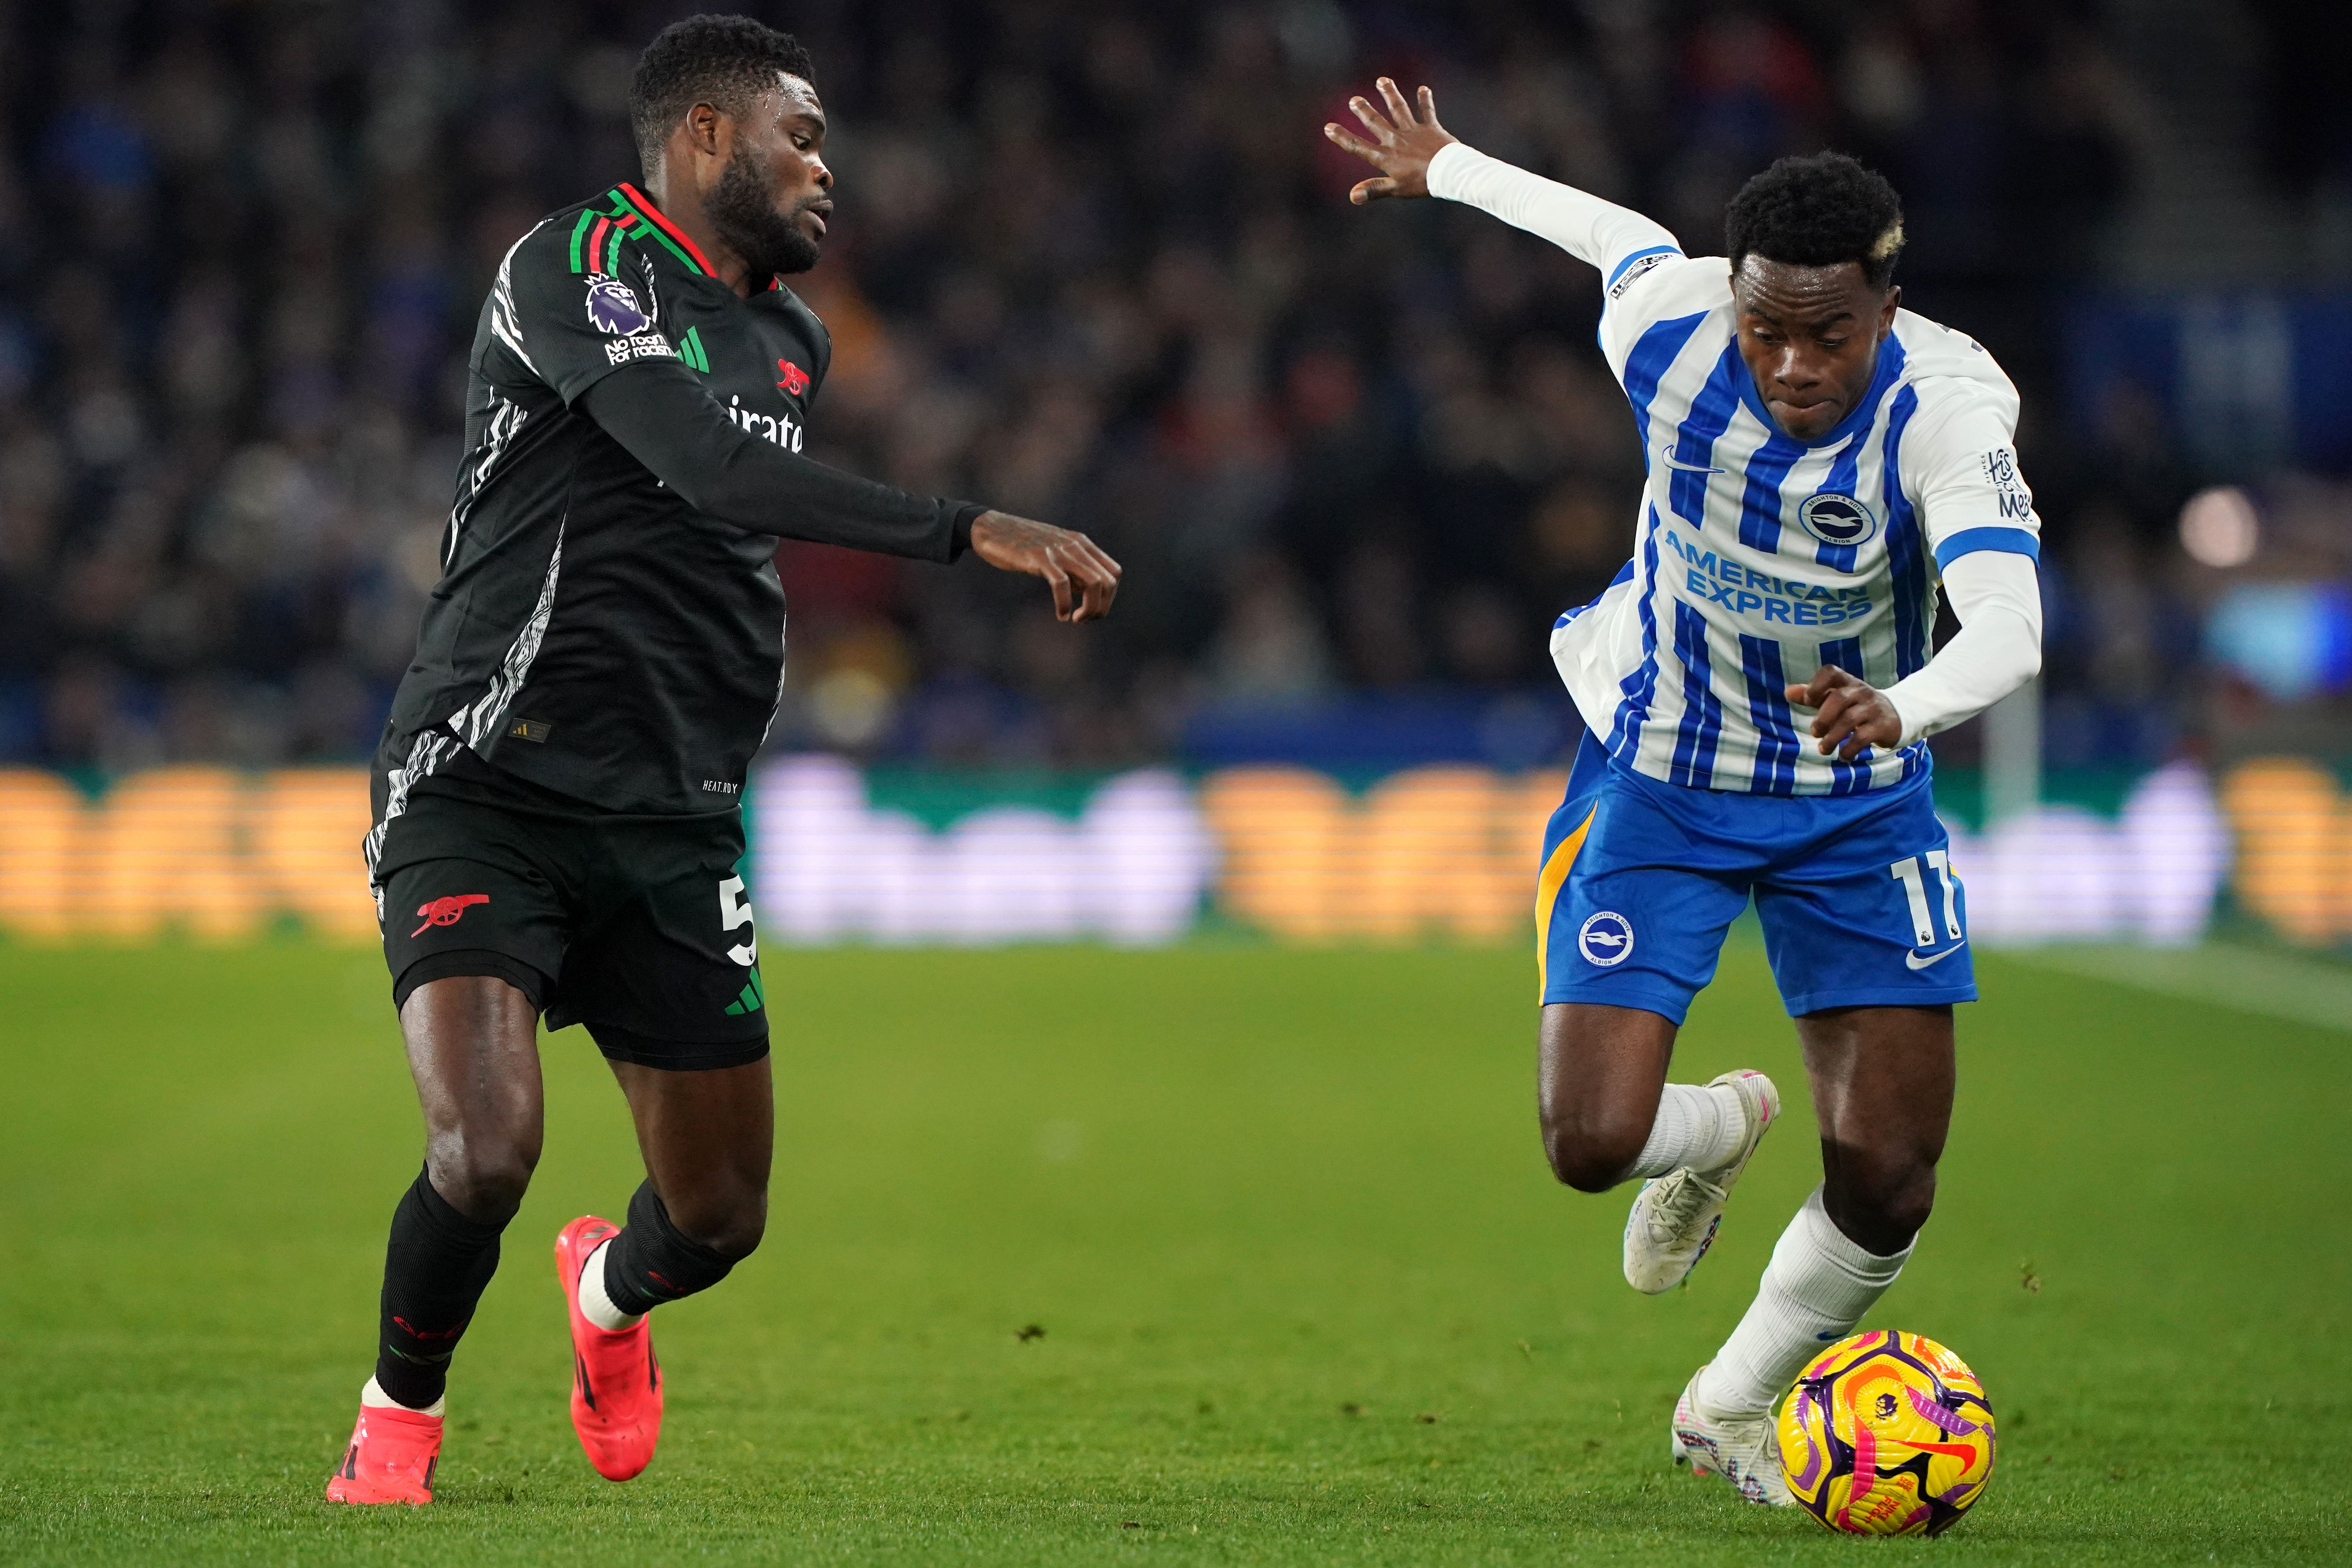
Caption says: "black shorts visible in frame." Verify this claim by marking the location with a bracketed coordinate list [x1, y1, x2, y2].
[372, 757, 767, 1071]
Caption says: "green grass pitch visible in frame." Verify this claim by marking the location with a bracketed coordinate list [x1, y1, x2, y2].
[3, 939, 2346, 1565]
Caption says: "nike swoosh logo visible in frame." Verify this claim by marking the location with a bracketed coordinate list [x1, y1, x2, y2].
[1656, 448, 1724, 474]
[1905, 942, 1966, 971]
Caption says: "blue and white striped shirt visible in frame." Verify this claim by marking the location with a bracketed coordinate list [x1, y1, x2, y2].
[1552, 253, 2043, 796]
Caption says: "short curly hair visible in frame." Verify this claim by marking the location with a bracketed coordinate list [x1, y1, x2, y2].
[1725, 152, 1905, 293]
[629, 14, 817, 178]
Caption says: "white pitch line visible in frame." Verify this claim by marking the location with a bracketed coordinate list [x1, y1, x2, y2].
[1993, 943, 2352, 1035]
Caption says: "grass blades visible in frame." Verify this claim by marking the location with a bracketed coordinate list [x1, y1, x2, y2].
[3, 942, 2346, 1564]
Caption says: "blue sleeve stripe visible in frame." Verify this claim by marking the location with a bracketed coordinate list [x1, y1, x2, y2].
[1933, 527, 2040, 570]
[1605, 245, 1680, 289]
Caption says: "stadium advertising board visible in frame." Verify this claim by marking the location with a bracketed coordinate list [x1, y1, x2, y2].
[0, 757, 2340, 948]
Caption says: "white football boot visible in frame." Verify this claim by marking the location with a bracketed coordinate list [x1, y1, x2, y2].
[1622, 1070, 1781, 1294]
[1670, 1367, 1794, 1506]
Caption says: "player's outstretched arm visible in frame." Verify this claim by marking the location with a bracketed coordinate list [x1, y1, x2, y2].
[580, 363, 1119, 620]
[1325, 79, 1680, 279]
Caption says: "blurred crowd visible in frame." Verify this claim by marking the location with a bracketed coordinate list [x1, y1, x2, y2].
[0, 0, 2334, 776]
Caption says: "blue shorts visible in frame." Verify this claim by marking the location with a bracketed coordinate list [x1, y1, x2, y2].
[1535, 735, 1976, 1023]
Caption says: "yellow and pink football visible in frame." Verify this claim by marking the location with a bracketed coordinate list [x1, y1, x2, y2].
[1777, 1330, 1996, 1535]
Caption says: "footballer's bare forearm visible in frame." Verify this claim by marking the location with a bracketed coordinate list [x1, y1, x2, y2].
[581, 362, 975, 561]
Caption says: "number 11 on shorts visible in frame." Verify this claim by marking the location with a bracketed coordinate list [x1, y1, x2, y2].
[1889, 852, 1962, 947]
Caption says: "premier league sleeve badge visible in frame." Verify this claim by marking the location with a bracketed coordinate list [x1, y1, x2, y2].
[585, 275, 652, 336]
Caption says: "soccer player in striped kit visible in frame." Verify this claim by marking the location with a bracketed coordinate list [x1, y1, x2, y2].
[1330, 82, 2043, 1504]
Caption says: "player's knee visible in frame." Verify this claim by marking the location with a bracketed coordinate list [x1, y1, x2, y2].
[1540, 1103, 1648, 1194]
[670, 1190, 766, 1262]
[427, 1137, 538, 1224]
[1878, 1171, 1938, 1245]
[1832, 1162, 1937, 1255]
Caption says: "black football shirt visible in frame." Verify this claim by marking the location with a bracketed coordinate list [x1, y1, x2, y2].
[369, 183, 976, 858]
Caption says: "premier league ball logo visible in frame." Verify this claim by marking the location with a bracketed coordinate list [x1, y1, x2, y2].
[1798, 491, 1880, 549]
[585, 275, 651, 336]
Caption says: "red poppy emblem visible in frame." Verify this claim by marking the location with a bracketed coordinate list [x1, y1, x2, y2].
[776, 359, 810, 395]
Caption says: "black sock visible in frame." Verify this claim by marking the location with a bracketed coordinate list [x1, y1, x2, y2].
[602, 1180, 735, 1318]
[374, 1168, 509, 1409]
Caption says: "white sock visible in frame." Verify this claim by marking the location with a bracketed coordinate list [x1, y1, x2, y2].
[1622, 1082, 1745, 1180]
[1694, 1188, 1911, 1417]
[578, 1237, 644, 1332]
[361, 1375, 445, 1419]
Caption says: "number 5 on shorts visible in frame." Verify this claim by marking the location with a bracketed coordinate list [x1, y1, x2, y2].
[1889, 852, 1962, 947]
[720, 874, 757, 966]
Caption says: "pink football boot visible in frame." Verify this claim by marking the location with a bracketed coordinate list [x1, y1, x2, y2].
[554, 1214, 662, 1481]
[324, 1400, 443, 1505]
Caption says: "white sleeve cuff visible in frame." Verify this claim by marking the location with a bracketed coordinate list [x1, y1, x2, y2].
[1425, 141, 1480, 201]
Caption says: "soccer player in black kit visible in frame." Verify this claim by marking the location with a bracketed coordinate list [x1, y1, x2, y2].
[327, 16, 1121, 1504]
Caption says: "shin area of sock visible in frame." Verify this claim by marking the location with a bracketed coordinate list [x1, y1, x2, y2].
[374, 1167, 509, 1410]
[1694, 1188, 1911, 1415]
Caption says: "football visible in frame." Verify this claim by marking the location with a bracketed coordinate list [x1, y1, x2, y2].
[1778, 1330, 1997, 1535]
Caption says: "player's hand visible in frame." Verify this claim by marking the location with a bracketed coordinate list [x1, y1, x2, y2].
[969, 511, 1122, 623]
[1323, 79, 1458, 204]
[1786, 665, 1904, 761]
